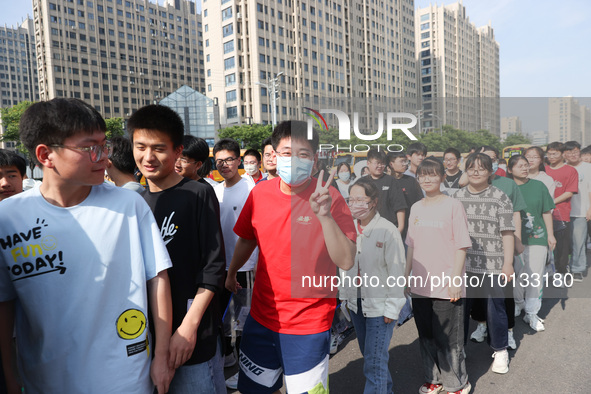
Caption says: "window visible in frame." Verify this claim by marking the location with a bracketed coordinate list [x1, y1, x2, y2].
[225, 73, 236, 86]
[223, 40, 234, 54]
[227, 106, 238, 118]
[226, 90, 237, 102]
[222, 7, 232, 21]
[420, 22, 430, 31]
[224, 57, 235, 70]
[222, 23, 233, 37]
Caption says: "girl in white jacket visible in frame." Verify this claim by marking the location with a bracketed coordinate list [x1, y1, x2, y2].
[340, 177, 406, 394]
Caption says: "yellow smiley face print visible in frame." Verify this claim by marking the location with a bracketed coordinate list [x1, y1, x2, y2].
[116, 309, 147, 340]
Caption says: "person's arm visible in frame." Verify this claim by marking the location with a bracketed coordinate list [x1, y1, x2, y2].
[309, 169, 355, 270]
[0, 300, 20, 394]
[554, 191, 574, 205]
[396, 210, 405, 234]
[459, 171, 469, 187]
[501, 230, 515, 281]
[513, 212, 524, 255]
[404, 246, 413, 297]
[225, 237, 258, 293]
[448, 248, 468, 302]
[168, 288, 214, 369]
[147, 270, 174, 394]
[543, 211, 556, 250]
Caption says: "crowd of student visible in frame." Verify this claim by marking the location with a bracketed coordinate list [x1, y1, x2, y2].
[0, 97, 589, 394]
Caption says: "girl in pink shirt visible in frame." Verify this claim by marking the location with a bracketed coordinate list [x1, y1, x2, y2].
[405, 159, 472, 394]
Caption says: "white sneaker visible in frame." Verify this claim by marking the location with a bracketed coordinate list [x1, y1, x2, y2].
[224, 352, 237, 368]
[507, 330, 517, 350]
[329, 332, 341, 355]
[225, 372, 239, 389]
[514, 303, 523, 317]
[524, 313, 545, 332]
[470, 323, 487, 343]
[491, 349, 509, 374]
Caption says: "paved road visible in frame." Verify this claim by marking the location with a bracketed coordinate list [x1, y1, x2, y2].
[227, 268, 591, 393]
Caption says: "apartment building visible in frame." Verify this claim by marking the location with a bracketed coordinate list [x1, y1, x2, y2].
[32, 0, 205, 118]
[500, 116, 522, 141]
[416, 2, 500, 135]
[0, 19, 39, 149]
[548, 97, 591, 144]
[202, 0, 419, 129]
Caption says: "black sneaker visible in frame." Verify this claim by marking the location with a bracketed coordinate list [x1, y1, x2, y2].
[573, 272, 584, 282]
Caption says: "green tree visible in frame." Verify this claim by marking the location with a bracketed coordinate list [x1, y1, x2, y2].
[105, 117, 124, 139]
[417, 126, 502, 153]
[217, 124, 273, 151]
[503, 133, 531, 147]
[0, 101, 34, 151]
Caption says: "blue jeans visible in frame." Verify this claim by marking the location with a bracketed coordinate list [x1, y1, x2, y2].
[570, 216, 588, 274]
[168, 336, 226, 394]
[350, 299, 396, 394]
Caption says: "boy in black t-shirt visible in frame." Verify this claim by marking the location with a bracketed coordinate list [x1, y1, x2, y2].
[366, 149, 407, 232]
[387, 151, 424, 237]
[443, 147, 464, 192]
[129, 105, 226, 393]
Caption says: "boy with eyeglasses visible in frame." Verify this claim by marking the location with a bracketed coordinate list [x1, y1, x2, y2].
[0, 98, 174, 393]
[212, 139, 258, 388]
[225, 121, 356, 394]
[443, 147, 465, 191]
[545, 142, 579, 284]
[129, 105, 226, 393]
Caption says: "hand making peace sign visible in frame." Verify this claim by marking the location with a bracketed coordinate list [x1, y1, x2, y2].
[309, 167, 338, 217]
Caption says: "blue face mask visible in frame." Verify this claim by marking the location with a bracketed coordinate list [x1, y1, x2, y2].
[276, 155, 314, 187]
[492, 162, 499, 173]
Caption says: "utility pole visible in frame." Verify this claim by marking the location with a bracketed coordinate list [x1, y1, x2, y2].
[256, 71, 284, 128]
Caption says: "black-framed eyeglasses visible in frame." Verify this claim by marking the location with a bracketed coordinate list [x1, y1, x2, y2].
[215, 157, 239, 167]
[50, 141, 112, 163]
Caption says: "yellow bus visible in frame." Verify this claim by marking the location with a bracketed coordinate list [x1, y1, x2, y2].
[502, 144, 532, 160]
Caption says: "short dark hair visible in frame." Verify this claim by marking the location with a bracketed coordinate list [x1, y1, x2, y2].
[416, 158, 445, 178]
[546, 141, 565, 153]
[182, 135, 209, 164]
[127, 105, 184, 148]
[407, 142, 427, 156]
[564, 141, 581, 151]
[261, 137, 273, 152]
[367, 148, 387, 163]
[0, 149, 26, 176]
[271, 120, 319, 153]
[19, 98, 106, 165]
[479, 145, 499, 159]
[387, 151, 407, 162]
[243, 149, 261, 162]
[581, 146, 591, 155]
[109, 136, 136, 175]
[465, 153, 493, 183]
[444, 147, 461, 159]
[336, 162, 352, 174]
[349, 176, 379, 202]
[213, 138, 240, 158]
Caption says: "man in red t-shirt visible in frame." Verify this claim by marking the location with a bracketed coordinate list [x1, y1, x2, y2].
[226, 121, 356, 394]
[545, 142, 579, 278]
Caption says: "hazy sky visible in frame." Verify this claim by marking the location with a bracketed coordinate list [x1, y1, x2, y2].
[1, 0, 589, 131]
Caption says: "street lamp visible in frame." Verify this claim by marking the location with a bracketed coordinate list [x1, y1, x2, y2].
[256, 71, 284, 128]
[416, 109, 424, 135]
